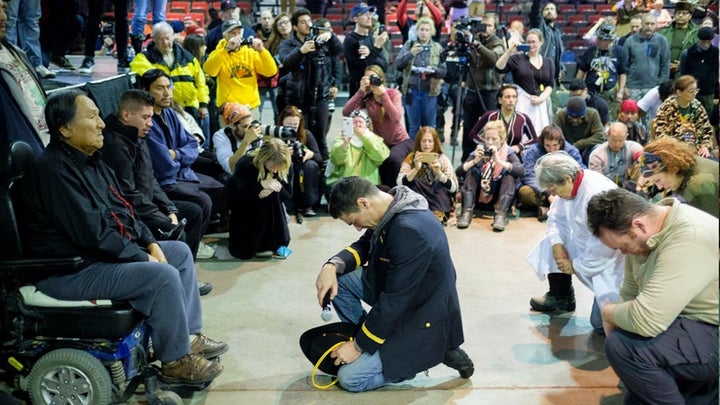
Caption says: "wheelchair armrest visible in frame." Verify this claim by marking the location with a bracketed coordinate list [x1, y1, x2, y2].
[0, 257, 85, 280]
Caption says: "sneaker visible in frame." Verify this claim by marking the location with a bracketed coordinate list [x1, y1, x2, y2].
[117, 59, 130, 74]
[78, 57, 95, 75]
[303, 207, 317, 217]
[160, 353, 223, 384]
[196, 242, 215, 259]
[190, 333, 229, 359]
[50, 55, 76, 70]
[529, 292, 576, 312]
[198, 281, 213, 296]
[273, 246, 292, 259]
[443, 348, 474, 378]
[35, 65, 56, 79]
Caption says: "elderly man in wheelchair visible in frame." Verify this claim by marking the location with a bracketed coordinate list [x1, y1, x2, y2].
[0, 89, 228, 404]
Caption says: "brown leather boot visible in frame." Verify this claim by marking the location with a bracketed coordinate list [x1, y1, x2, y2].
[160, 353, 223, 384]
[191, 333, 229, 359]
[456, 190, 475, 229]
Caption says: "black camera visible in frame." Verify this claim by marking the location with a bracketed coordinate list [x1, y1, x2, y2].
[240, 36, 255, 47]
[483, 148, 493, 159]
[369, 74, 383, 87]
[308, 26, 331, 47]
[262, 125, 296, 140]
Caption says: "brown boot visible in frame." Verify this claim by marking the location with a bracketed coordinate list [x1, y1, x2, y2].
[456, 190, 475, 229]
[191, 333, 229, 359]
[160, 353, 223, 384]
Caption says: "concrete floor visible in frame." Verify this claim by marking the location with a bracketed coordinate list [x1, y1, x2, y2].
[34, 56, 625, 404]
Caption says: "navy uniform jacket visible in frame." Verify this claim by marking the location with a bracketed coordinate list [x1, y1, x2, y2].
[330, 187, 465, 381]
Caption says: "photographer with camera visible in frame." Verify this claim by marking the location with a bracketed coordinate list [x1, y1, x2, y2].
[395, 17, 447, 142]
[455, 120, 524, 231]
[343, 4, 389, 97]
[227, 137, 293, 260]
[455, 14, 506, 162]
[343, 65, 413, 188]
[277, 106, 324, 221]
[203, 19, 278, 122]
[278, 8, 343, 161]
[213, 103, 262, 177]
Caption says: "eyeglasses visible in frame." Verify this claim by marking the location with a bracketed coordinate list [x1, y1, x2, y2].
[684, 87, 699, 94]
[277, 20, 290, 26]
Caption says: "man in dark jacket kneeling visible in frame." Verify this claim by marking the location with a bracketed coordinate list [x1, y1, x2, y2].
[314, 176, 473, 392]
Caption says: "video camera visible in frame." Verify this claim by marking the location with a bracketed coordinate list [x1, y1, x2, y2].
[454, 17, 487, 47]
[258, 124, 305, 162]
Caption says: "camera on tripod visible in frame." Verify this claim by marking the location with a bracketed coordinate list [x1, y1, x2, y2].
[308, 26, 331, 47]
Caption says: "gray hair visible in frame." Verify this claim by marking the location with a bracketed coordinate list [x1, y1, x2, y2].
[535, 151, 582, 191]
[152, 22, 174, 38]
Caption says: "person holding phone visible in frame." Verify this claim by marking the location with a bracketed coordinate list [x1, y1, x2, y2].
[496, 28, 555, 136]
[455, 120, 525, 231]
[395, 17, 447, 141]
[397, 127, 458, 224]
[326, 109, 390, 188]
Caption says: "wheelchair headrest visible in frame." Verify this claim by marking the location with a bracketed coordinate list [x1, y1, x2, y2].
[2, 141, 35, 187]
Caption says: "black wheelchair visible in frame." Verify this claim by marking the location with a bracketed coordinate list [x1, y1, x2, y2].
[0, 141, 200, 404]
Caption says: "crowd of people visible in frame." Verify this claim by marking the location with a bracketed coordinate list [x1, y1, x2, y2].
[0, 0, 718, 398]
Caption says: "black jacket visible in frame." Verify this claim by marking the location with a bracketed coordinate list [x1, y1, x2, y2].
[343, 31, 389, 96]
[278, 32, 343, 107]
[17, 142, 156, 265]
[101, 114, 178, 224]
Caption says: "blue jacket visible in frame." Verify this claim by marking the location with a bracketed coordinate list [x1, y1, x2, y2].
[521, 143, 584, 189]
[147, 108, 200, 186]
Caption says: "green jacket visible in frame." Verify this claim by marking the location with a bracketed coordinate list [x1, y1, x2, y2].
[326, 130, 390, 186]
[659, 22, 699, 65]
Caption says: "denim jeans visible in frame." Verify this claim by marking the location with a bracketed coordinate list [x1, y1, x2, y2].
[405, 90, 438, 140]
[35, 241, 200, 362]
[132, 0, 168, 37]
[333, 268, 387, 392]
[5, 0, 42, 67]
[333, 268, 374, 324]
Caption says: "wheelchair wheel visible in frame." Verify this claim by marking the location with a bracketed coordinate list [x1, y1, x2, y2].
[27, 348, 112, 405]
[152, 390, 183, 405]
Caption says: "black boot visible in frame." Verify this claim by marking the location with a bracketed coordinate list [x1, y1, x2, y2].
[131, 35, 144, 54]
[456, 190, 475, 229]
[530, 273, 575, 312]
[443, 347, 474, 378]
[492, 195, 513, 232]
